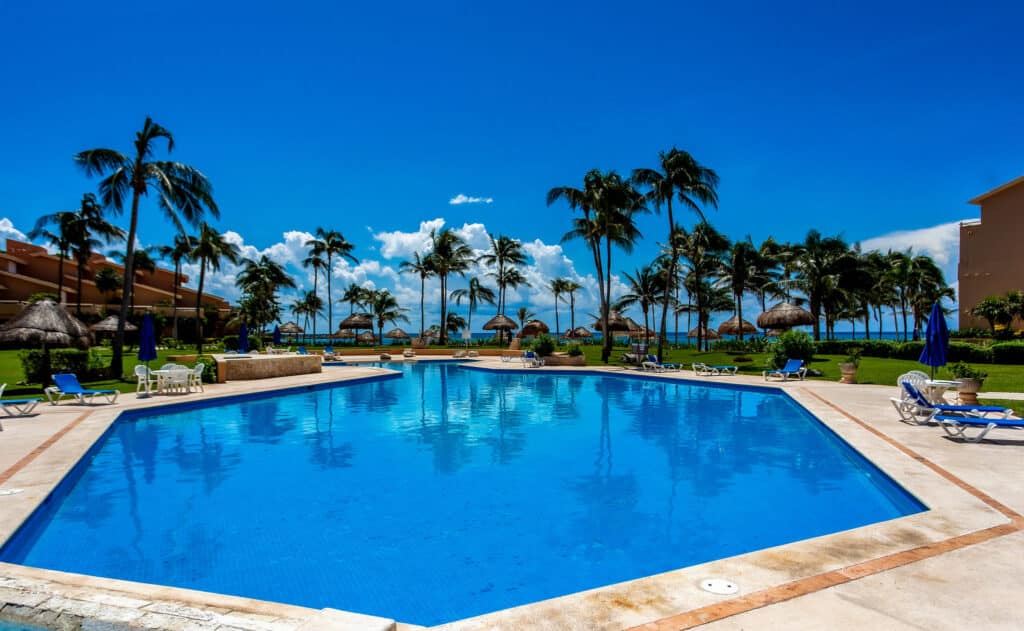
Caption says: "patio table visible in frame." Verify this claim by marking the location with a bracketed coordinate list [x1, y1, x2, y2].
[152, 369, 192, 394]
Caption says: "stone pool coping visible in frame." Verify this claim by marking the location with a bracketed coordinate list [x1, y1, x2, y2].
[1, 358, 1021, 629]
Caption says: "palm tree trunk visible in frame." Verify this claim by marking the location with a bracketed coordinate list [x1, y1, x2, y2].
[327, 254, 333, 337]
[75, 260, 84, 316]
[570, 292, 576, 331]
[112, 192, 141, 377]
[196, 258, 207, 355]
[440, 274, 447, 345]
[863, 301, 871, 340]
[657, 199, 675, 361]
[553, 293, 560, 338]
[172, 262, 181, 339]
[603, 238, 613, 363]
[419, 275, 425, 339]
[56, 254, 65, 304]
[312, 272, 318, 342]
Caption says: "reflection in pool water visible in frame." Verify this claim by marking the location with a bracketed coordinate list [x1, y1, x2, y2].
[1, 363, 923, 625]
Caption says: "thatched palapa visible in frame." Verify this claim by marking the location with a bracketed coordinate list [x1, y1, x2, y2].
[0, 299, 91, 349]
[717, 315, 758, 336]
[563, 326, 593, 339]
[279, 321, 304, 334]
[520, 319, 550, 337]
[687, 326, 720, 340]
[357, 331, 377, 343]
[592, 311, 630, 332]
[385, 328, 410, 340]
[339, 313, 373, 330]
[482, 314, 518, 331]
[334, 328, 357, 339]
[756, 302, 815, 330]
[90, 315, 138, 333]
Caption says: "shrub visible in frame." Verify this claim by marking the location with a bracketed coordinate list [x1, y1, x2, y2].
[950, 327, 991, 339]
[711, 338, 768, 353]
[19, 348, 106, 384]
[890, 341, 926, 360]
[990, 342, 1024, 364]
[567, 344, 583, 357]
[947, 342, 993, 363]
[195, 356, 218, 383]
[949, 361, 988, 380]
[221, 335, 262, 352]
[767, 330, 814, 369]
[533, 334, 556, 357]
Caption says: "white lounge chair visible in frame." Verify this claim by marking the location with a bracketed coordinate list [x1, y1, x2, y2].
[521, 351, 544, 367]
[0, 383, 41, 423]
[937, 415, 1024, 442]
[890, 381, 1011, 425]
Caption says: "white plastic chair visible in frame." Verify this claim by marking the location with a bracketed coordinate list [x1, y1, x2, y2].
[134, 365, 156, 394]
[189, 364, 205, 392]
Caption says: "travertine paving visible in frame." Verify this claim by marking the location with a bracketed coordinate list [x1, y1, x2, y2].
[1, 357, 1021, 630]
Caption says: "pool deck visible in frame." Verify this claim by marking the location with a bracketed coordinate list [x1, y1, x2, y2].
[1, 356, 1022, 630]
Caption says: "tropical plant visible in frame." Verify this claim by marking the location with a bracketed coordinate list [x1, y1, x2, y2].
[548, 278, 571, 336]
[191, 223, 240, 354]
[236, 255, 296, 334]
[76, 117, 218, 375]
[675, 222, 730, 350]
[67, 193, 125, 316]
[948, 361, 987, 381]
[445, 311, 467, 337]
[291, 291, 324, 340]
[301, 247, 327, 340]
[426, 228, 473, 344]
[341, 283, 369, 315]
[715, 238, 759, 341]
[615, 265, 663, 345]
[550, 169, 645, 362]
[562, 279, 583, 332]
[788, 230, 854, 341]
[367, 289, 409, 344]
[516, 306, 536, 328]
[971, 296, 1010, 334]
[450, 276, 496, 336]
[312, 227, 357, 336]
[156, 233, 196, 338]
[28, 210, 77, 303]
[94, 267, 123, 303]
[399, 251, 433, 339]
[107, 247, 158, 313]
[632, 147, 719, 359]
[480, 235, 528, 317]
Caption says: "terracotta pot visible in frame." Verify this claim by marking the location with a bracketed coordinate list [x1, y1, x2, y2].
[838, 362, 858, 384]
[957, 378, 983, 405]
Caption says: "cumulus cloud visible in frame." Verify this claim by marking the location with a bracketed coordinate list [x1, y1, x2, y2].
[0, 218, 27, 242]
[373, 218, 444, 259]
[859, 220, 965, 266]
[448, 194, 494, 205]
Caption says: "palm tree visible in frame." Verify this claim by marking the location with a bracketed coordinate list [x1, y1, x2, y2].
[399, 252, 433, 339]
[789, 230, 854, 341]
[516, 306, 536, 329]
[451, 277, 496, 336]
[426, 229, 473, 344]
[28, 210, 77, 303]
[563, 280, 583, 332]
[445, 311, 467, 338]
[715, 238, 759, 341]
[237, 255, 297, 334]
[480, 235, 527, 317]
[315, 228, 357, 336]
[67, 193, 125, 317]
[107, 247, 157, 313]
[303, 238, 328, 341]
[615, 266, 663, 345]
[550, 169, 645, 362]
[548, 278, 572, 337]
[76, 117, 218, 375]
[632, 148, 719, 359]
[291, 291, 324, 342]
[94, 267, 123, 304]
[156, 233, 195, 339]
[971, 296, 1009, 334]
[368, 289, 410, 344]
[191, 223, 240, 354]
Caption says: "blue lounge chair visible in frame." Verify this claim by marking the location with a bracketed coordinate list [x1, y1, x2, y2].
[890, 382, 1012, 425]
[0, 383, 41, 421]
[937, 414, 1024, 442]
[297, 346, 309, 355]
[45, 374, 119, 405]
[763, 359, 807, 381]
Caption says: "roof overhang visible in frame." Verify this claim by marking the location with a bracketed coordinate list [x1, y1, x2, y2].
[968, 174, 1024, 205]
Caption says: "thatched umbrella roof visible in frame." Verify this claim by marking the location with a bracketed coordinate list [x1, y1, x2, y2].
[687, 326, 720, 340]
[385, 328, 410, 339]
[339, 313, 373, 330]
[592, 311, 630, 332]
[482, 314, 518, 331]
[334, 328, 357, 339]
[717, 315, 759, 336]
[766, 329, 786, 337]
[357, 331, 377, 343]
[279, 321, 304, 334]
[563, 326, 593, 339]
[756, 302, 815, 329]
[520, 319, 550, 336]
[90, 315, 137, 333]
[0, 299, 91, 349]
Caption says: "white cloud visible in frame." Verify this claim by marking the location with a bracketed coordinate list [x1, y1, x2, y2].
[448, 194, 494, 205]
[0, 217, 27, 242]
[373, 218, 444, 259]
[859, 220, 964, 266]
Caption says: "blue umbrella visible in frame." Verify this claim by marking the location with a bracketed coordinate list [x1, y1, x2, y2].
[918, 302, 949, 378]
[238, 322, 249, 354]
[273, 324, 282, 345]
[137, 313, 157, 364]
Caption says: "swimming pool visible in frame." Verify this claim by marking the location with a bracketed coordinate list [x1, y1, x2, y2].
[0, 362, 924, 625]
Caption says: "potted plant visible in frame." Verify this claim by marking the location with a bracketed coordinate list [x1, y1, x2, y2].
[948, 361, 988, 405]
[838, 347, 861, 384]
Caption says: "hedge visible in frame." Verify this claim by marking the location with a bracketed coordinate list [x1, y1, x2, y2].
[810, 339, 1019, 364]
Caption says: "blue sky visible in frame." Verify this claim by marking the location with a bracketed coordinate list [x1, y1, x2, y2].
[2, 1, 1022, 331]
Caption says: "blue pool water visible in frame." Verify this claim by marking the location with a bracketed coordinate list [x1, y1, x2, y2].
[1, 363, 923, 625]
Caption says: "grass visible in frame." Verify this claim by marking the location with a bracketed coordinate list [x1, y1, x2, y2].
[3, 343, 1024, 400]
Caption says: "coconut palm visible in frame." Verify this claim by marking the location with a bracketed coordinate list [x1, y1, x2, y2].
[548, 278, 572, 337]
[315, 228, 357, 335]
[562, 280, 583, 332]
[236, 255, 297, 334]
[368, 289, 410, 344]
[614, 266, 663, 345]
[551, 169, 645, 362]
[399, 252, 433, 339]
[714, 238, 759, 341]
[191, 223, 240, 354]
[788, 230, 854, 341]
[94, 267, 123, 304]
[291, 291, 323, 342]
[450, 277, 496, 336]
[426, 229, 473, 344]
[480, 235, 527, 317]
[68, 193, 125, 316]
[971, 296, 1009, 334]
[303, 239, 328, 340]
[445, 311, 467, 337]
[76, 117, 218, 375]
[516, 306, 536, 328]
[28, 210, 77, 303]
[632, 148, 719, 359]
[107, 247, 157, 314]
[675, 223, 730, 350]
[156, 233, 195, 338]
[341, 283, 367, 316]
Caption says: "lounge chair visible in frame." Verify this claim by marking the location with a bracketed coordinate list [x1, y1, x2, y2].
[403, 348, 416, 358]
[763, 359, 807, 381]
[693, 362, 737, 376]
[0, 383, 41, 421]
[890, 382, 1012, 425]
[521, 351, 544, 367]
[45, 374, 118, 405]
[322, 346, 336, 360]
[453, 350, 468, 358]
[642, 354, 679, 372]
[297, 346, 309, 355]
[937, 414, 1024, 442]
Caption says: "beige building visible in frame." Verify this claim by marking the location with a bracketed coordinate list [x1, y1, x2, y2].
[958, 174, 1024, 329]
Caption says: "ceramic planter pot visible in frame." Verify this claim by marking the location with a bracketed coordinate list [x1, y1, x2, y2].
[838, 362, 858, 384]
[957, 377, 984, 405]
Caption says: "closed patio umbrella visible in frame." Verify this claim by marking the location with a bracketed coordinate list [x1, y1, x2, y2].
[272, 325, 282, 345]
[919, 302, 949, 378]
[238, 322, 249, 353]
